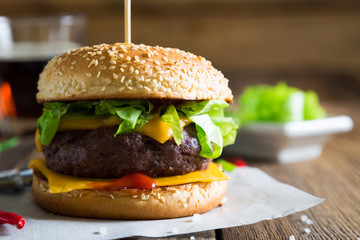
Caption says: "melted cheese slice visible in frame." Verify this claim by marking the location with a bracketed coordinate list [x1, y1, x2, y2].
[29, 159, 229, 194]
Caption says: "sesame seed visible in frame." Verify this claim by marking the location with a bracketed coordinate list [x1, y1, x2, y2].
[125, 56, 131, 61]
[163, 57, 168, 62]
[134, 55, 139, 60]
[140, 193, 146, 200]
[97, 71, 101, 78]
[110, 59, 116, 64]
[104, 78, 112, 84]
[113, 73, 118, 79]
[79, 193, 83, 198]
[100, 65, 107, 70]
[129, 66, 134, 73]
[135, 70, 139, 75]
[120, 76, 125, 83]
[108, 66, 115, 70]
[119, 54, 124, 58]
[71, 60, 77, 65]
[154, 66, 161, 71]
[127, 86, 133, 90]
[132, 195, 138, 198]
[183, 204, 188, 208]
[88, 59, 98, 68]
[119, 86, 125, 91]
[99, 56, 105, 60]
[69, 66, 75, 70]
[120, 68, 125, 72]
[86, 73, 92, 77]
[58, 71, 63, 76]
[109, 194, 115, 199]
[120, 46, 128, 53]
[160, 196, 166, 203]
[154, 60, 160, 66]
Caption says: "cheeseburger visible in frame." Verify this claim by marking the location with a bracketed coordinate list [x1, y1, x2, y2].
[29, 43, 237, 219]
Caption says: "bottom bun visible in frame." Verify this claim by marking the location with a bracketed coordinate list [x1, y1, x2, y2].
[31, 171, 227, 219]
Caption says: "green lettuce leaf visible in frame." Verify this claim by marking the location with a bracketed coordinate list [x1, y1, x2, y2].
[179, 100, 238, 158]
[178, 100, 228, 118]
[37, 102, 69, 145]
[161, 105, 183, 145]
[212, 117, 238, 146]
[304, 91, 326, 120]
[238, 82, 326, 124]
[95, 100, 154, 136]
[190, 115, 223, 158]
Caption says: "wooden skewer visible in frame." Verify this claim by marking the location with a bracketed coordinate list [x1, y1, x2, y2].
[124, 0, 131, 43]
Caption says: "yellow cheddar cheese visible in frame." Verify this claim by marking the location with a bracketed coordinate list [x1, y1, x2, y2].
[141, 117, 173, 143]
[29, 158, 229, 194]
[35, 129, 43, 152]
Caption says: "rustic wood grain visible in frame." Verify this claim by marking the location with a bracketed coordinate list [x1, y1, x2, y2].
[122, 230, 215, 240]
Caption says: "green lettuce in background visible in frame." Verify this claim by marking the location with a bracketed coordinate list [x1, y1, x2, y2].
[38, 100, 238, 159]
[231, 82, 326, 125]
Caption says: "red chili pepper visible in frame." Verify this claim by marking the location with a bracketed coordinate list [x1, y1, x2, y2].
[227, 157, 248, 167]
[0, 210, 25, 229]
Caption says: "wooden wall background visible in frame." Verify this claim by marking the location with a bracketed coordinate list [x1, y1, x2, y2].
[1, 0, 360, 101]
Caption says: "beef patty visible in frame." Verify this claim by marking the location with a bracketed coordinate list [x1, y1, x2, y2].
[43, 124, 210, 178]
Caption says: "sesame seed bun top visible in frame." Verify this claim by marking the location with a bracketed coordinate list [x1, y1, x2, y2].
[36, 43, 233, 103]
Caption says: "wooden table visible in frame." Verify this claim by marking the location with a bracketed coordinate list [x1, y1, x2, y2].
[128, 100, 359, 240]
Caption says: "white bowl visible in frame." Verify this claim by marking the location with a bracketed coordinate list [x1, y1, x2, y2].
[224, 115, 354, 164]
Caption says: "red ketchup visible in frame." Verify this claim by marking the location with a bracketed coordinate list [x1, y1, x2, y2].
[89, 173, 157, 191]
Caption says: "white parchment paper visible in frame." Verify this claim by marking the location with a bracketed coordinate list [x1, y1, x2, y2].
[0, 167, 323, 240]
